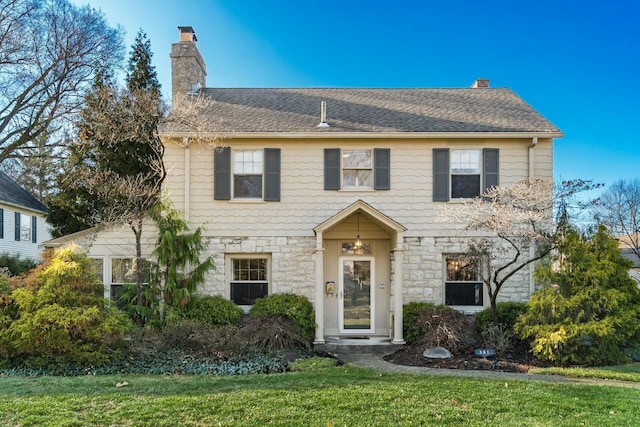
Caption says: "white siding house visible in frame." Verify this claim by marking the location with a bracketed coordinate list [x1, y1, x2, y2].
[0, 171, 51, 262]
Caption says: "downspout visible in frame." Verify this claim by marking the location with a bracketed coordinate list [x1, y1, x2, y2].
[528, 137, 538, 297]
[184, 137, 190, 222]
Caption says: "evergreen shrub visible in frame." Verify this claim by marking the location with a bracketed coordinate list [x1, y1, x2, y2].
[249, 293, 316, 342]
[475, 302, 527, 330]
[516, 226, 640, 366]
[0, 252, 37, 276]
[181, 295, 243, 326]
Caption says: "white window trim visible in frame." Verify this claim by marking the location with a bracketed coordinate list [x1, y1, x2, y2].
[232, 149, 264, 200]
[450, 149, 481, 200]
[341, 149, 374, 190]
[226, 253, 271, 311]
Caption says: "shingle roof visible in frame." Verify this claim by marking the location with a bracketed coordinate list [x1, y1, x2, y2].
[0, 171, 47, 213]
[162, 87, 562, 135]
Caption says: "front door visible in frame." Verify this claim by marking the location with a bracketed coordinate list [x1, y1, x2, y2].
[339, 257, 375, 333]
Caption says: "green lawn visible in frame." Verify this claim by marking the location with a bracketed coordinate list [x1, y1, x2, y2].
[531, 363, 640, 382]
[1, 364, 639, 426]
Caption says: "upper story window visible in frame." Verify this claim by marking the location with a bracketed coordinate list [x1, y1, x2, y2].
[451, 149, 481, 199]
[445, 255, 483, 306]
[433, 148, 499, 201]
[214, 147, 280, 201]
[233, 149, 263, 198]
[342, 150, 373, 188]
[324, 148, 390, 191]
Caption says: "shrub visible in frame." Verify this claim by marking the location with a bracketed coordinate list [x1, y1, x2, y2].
[181, 295, 243, 326]
[249, 293, 316, 342]
[479, 323, 513, 354]
[403, 302, 474, 353]
[0, 246, 131, 368]
[242, 316, 312, 353]
[516, 226, 640, 366]
[475, 302, 527, 330]
[0, 252, 38, 276]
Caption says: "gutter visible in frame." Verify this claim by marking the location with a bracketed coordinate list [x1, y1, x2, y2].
[159, 131, 565, 140]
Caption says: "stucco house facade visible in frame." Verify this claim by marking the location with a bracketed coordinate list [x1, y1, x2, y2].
[0, 171, 51, 262]
[47, 27, 562, 344]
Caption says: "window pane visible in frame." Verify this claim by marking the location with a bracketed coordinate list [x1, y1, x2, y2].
[451, 150, 480, 173]
[112, 259, 134, 283]
[234, 175, 263, 198]
[445, 282, 483, 306]
[451, 174, 480, 198]
[231, 282, 268, 305]
[343, 170, 372, 187]
[234, 149, 263, 175]
[446, 258, 478, 281]
[343, 150, 372, 168]
[20, 213, 31, 241]
[90, 259, 104, 283]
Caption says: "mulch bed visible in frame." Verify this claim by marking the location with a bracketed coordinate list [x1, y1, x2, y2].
[383, 341, 550, 373]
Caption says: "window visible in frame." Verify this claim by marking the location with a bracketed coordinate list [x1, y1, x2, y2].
[451, 150, 481, 199]
[14, 213, 36, 243]
[233, 149, 263, 198]
[229, 256, 269, 305]
[324, 148, 390, 190]
[89, 258, 105, 297]
[445, 256, 483, 306]
[432, 148, 499, 201]
[342, 150, 373, 188]
[214, 147, 280, 201]
[110, 258, 151, 307]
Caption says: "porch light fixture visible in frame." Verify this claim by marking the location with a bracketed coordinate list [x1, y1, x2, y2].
[354, 212, 363, 250]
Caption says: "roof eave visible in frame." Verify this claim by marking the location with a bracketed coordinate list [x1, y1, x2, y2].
[159, 131, 564, 140]
[0, 200, 47, 215]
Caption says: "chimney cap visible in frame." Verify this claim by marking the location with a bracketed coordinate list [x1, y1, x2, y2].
[471, 78, 489, 88]
[178, 26, 197, 42]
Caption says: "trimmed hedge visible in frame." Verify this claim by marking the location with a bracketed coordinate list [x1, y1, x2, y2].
[475, 302, 527, 330]
[249, 293, 316, 342]
[181, 295, 243, 326]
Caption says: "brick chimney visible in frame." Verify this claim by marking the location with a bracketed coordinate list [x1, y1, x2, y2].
[170, 26, 207, 101]
[471, 78, 489, 88]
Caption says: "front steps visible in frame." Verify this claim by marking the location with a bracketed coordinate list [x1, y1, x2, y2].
[315, 336, 404, 356]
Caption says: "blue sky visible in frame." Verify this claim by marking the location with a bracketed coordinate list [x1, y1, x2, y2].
[72, 0, 639, 194]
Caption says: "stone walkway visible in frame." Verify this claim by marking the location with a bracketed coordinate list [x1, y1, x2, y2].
[336, 352, 640, 389]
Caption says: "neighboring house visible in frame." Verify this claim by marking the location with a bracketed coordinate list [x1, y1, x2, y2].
[46, 27, 562, 344]
[0, 171, 51, 262]
[618, 235, 640, 283]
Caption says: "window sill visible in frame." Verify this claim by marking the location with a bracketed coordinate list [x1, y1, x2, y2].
[339, 188, 376, 193]
[227, 199, 268, 204]
[447, 305, 486, 315]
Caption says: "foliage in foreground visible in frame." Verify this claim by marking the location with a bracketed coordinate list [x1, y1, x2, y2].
[1, 365, 639, 426]
[516, 226, 640, 366]
[0, 246, 131, 368]
[180, 295, 243, 327]
[0, 253, 38, 277]
[249, 293, 316, 342]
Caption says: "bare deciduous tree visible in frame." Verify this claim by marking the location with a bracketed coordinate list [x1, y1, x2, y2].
[0, 0, 123, 164]
[593, 178, 640, 261]
[440, 179, 599, 322]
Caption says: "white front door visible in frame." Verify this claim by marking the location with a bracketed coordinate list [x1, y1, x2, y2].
[339, 257, 375, 334]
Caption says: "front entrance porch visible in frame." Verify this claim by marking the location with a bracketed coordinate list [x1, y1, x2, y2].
[313, 200, 406, 345]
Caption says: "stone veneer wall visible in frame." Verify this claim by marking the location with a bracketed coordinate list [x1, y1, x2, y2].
[197, 234, 533, 310]
[198, 236, 317, 302]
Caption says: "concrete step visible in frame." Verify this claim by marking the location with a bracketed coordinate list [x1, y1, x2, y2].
[315, 337, 404, 356]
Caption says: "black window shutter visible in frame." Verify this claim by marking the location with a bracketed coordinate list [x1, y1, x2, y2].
[374, 148, 391, 190]
[324, 148, 340, 190]
[264, 148, 281, 201]
[0, 208, 3, 239]
[14, 212, 20, 241]
[214, 147, 231, 200]
[433, 148, 450, 201]
[31, 216, 37, 243]
[483, 148, 499, 192]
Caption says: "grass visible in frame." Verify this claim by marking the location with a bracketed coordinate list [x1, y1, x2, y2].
[531, 363, 640, 382]
[1, 363, 639, 426]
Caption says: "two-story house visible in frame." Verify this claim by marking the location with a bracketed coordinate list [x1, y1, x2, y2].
[47, 26, 562, 345]
[0, 171, 51, 262]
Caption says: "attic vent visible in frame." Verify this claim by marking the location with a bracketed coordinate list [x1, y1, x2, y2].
[317, 101, 329, 128]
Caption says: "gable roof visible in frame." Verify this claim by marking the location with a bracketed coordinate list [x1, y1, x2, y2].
[162, 87, 562, 136]
[0, 171, 47, 213]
